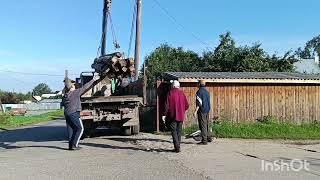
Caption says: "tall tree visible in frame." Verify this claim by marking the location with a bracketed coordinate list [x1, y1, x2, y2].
[144, 44, 200, 87]
[296, 34, 320, 58]
[144, 32, 297, 87]
[32, 83, 52, 96]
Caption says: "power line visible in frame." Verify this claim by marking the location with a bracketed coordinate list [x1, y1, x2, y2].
[151, 0, 211, 50]
[0, 69, 78, 77]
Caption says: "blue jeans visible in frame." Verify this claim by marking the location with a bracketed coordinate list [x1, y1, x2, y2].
[65, 112, 84, 148]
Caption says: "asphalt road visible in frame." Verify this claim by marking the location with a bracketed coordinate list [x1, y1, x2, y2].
[0, 119, 207, 180]
[1, 119, 320, 180]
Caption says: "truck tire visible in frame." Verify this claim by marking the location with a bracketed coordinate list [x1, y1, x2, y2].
[132, 125, 140, 135]
[81, 119, 94, 139]
[122, 127, 132, 136]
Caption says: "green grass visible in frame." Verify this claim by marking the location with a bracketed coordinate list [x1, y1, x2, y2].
[183, 117, 320, 140]
[0, 110, 64, 129]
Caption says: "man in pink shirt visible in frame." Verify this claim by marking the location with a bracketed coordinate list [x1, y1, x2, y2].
[163, 80, 189, 153]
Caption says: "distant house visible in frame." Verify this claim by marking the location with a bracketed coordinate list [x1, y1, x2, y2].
[32, 91, 63, 102]
[39, 99, 62, 104]
[294, 53, 320, 74]
[32, 96, 42, 102]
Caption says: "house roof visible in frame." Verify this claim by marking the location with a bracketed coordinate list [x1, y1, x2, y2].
[163, 72, 320, 84]
[294, 58, 320, 74]
[39, 99, 62, 103]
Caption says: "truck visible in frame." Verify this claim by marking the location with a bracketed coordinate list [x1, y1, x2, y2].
[75, 0, 143, 137]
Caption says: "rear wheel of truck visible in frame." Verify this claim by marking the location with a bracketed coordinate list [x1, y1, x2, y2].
[122, 127, 132, 136]
[81, 119, 94, 139]
[132, 125, 140, 135]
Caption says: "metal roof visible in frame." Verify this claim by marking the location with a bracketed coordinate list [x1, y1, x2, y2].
[163, 72, 320, 84]
[39, 99, 62, 103]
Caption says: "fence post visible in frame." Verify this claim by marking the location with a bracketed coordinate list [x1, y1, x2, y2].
[156, 80, 161, 133]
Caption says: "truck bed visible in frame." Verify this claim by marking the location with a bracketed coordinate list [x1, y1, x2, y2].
[81, 95, 143, 104]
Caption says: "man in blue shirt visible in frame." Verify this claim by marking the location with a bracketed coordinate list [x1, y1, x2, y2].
[194, 80, 212, 145]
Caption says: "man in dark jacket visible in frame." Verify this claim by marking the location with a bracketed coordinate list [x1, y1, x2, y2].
[194, 80, 212, 145]
[163, 80, 189, 153]
[61, 75, 99, 150]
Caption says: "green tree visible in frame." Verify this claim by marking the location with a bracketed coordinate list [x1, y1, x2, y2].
[144, 44, 200, 87]
[32, 83, 52, 96]
[0, 92, 19, 104]
[144, 32, 297, 87]
[296, 34, 320, 58]
[202, 32, 297, 72]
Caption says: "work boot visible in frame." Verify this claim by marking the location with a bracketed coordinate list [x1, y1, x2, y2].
[197, 141, 208, 145]
[69, 145, 82, 151]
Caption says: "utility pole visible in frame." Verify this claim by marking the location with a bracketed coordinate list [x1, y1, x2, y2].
[134, 0, 142, 80]
[0, 99, 3, 113]
[143, 62, 147, 105]
[101, 0, 112, 56]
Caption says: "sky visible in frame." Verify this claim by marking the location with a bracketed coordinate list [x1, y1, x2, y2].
[0, 0, 319, 93]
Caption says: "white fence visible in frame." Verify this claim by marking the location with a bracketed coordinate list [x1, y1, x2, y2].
[2, 103, 61, 112]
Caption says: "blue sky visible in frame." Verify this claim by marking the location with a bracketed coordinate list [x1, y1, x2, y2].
[0, 0, 319, 93]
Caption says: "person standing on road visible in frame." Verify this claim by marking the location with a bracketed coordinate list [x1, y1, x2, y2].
[163, 80, 189, 153]
[61, 75, 99, 150]
[194, 80, 212, 145]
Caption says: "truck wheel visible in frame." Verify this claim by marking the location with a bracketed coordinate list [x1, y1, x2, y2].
[81, 120, 94, 139]
[122, 127, 132, 136]
[132, 125, 140, 135]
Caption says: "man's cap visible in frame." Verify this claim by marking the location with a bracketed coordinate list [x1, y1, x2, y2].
[64, 78, 75, 91]
[199, 80, 206, 86]
[170, 80, 180, 88]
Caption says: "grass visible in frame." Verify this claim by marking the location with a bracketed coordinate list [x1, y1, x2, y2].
[183, 116, 320, 140]
[0, 109, 64, 129]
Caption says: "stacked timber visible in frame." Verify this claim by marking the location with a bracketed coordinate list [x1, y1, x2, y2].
[91, 52, 135, 79]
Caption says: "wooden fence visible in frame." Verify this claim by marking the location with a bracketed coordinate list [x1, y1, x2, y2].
[178, 83, 320, 127]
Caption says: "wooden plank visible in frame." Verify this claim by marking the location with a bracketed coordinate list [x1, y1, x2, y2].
[246, 86, 250, 121]
[217, 86, 221, 120]
[264, 86, 268, 117]
[258, 86, 265, 118]
[227, 86, 231, 121]
[234, 86, 239, 122]
[305, 86, 309, 123]
[243, 86, 248, 122]
[270, 86, 275, 116]
[310, 86, 314, 123]
[239, 86, 246, 122]
[301, 86, 306, 123]
[213, 86, 219, 120]
[256, 85, 261, 121]
[276, 86, 282, 122]
[267, 86, 271, 117]
[281, 86, 286, 122]
[250, 86, 254, 122]
[285, 86, 290, 123]
[315, 86, 319, 122]
[293, 86, 298, 123]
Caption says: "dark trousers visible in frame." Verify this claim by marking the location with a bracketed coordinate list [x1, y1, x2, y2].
[65, 112, 84, 148]
[170, 120, 183, 150]
[197, 112, 211, 143]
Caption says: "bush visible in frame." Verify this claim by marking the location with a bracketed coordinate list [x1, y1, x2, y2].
[0, 113, 12, 125]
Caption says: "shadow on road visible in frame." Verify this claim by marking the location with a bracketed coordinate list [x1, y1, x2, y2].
[104, 137, 194, 145]
[81, 142, 174, 153]
[0, 122, 68, 150]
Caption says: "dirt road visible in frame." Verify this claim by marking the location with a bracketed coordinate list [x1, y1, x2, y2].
[1, 119, 320, 180]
